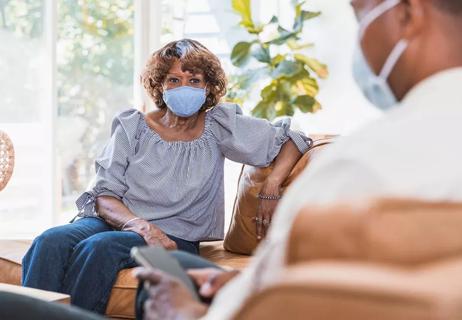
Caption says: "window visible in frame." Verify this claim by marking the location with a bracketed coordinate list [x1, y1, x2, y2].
[57, 0, 135, 218]
[0, 0, 52, 238]
[0, 0, 136, 237]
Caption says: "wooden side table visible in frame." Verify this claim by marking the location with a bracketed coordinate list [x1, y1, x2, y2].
[0, 283, 70, 304]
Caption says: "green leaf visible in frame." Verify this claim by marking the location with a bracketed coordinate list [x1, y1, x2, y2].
[267, 26, 298, 45]
[252, 82, 280, 120]
[231, 41, 253, 67]
[293, 10, 321, 31]
[252, 100, 269, 118]
[271, 60, 302, 79]
[252, 99, 276, 120]
[232, 0, 254, 28]
[260, 82, 277, 100]
[231, 0, 263, 34]
[252, 44, 271, 64]
[271, 54, 286, 67]
[294, 53, 329, 79]
[229, 67, 270, 92]
[276, 101, 295, 117]
[287, 39, 313, 51]
[302, 10, 321, 21]
[299, 77, 319, 96]
[290, 68, 319, 96]
[268, 15, 278, 24]
[294, 1, 306, 20]
[292, 95, 316, 113]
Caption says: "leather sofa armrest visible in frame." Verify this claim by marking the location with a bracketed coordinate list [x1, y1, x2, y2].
[286, 198, 462, 266]
[233, 259, 462, 320]
[223, 135, 337, 255]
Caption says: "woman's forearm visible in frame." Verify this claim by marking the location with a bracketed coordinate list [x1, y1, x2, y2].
[96, 196, 177, 249]
[265, 140, 303, 188]
[96, 195, 138, 229]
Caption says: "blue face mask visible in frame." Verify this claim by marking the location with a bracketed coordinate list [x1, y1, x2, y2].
[352, 0, 409, 111]
[162, 86, 206, 117]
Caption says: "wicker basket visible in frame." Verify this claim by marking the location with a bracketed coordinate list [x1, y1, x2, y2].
[0, 131, 15, 191]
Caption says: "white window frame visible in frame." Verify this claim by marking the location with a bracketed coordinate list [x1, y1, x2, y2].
[45, 0, 58, 228]
[134, 0, 162, 112]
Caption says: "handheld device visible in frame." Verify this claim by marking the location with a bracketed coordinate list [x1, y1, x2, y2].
[130, 245, 200, 301]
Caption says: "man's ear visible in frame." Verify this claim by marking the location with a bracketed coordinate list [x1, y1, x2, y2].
[401, 0, 426, 39]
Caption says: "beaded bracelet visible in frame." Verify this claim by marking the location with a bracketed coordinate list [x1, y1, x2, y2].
[257, 193, 282, 200]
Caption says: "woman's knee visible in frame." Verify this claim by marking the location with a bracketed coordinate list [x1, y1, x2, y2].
[32, 225, 74, 250]
[75, 235, 113, 254]
[22, 226, 75, 268]
[74, 232, 143, 267]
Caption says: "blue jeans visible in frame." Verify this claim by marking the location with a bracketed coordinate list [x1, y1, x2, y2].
[22, 217, 199, 314]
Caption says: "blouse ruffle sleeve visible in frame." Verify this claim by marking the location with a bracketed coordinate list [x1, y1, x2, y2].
[209, 103, 312, 167]
[75, 108, 142, 217]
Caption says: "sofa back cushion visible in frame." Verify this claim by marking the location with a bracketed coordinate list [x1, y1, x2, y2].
[233, 258, 462, 320]
[224, 135, 336, 255]
[287, 198, 462, 266]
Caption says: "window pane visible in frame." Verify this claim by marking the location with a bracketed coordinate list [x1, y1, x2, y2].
[0, 0, 52, 238]
[57, 0, 134, 218]
[0, 0, 45, 122]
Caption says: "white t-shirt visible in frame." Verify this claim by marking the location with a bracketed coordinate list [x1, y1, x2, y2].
[204, 67, 462, 319]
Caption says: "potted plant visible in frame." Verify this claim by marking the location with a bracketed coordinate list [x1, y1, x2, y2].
[227, 0, 328, 120]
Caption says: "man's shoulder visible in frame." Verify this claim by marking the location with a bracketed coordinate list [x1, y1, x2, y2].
[312, 105, 461, 176]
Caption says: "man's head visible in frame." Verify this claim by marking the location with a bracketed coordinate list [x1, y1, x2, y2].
[351, 0, 462, 101]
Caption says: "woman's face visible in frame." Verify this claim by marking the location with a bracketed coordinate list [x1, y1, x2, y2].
[163, 60, 206, 91]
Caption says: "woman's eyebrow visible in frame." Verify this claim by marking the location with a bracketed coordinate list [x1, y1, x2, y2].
[166, 73, 183, 77]
[166, 72, 203, 77]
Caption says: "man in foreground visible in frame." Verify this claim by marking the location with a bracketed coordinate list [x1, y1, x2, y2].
[136, 0, 462, 319]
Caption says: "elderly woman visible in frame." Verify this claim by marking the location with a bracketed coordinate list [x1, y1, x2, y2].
[22, 39, 311, 313]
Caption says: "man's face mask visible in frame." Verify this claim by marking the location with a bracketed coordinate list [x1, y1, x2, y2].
[353, 0, 409, 111]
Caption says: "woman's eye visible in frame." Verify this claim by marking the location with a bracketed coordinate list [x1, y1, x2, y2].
[190, 78, 201, 84]
[168, 78, 179, 83]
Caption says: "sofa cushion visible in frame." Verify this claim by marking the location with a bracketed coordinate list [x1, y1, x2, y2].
[288, 198, 462, 266]
[0, 239, 30, 285]
[200, 241, 251, 269]
[0, 239, 250, 319]
[233, 258, 462, 320]
[224, 135, 336, 255]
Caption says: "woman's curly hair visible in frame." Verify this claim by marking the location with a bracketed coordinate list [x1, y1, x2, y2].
[141, 39, 227, 111]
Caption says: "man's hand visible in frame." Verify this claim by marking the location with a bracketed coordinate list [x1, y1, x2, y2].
[124, 219, 177, 250]
[134, 267, 207, 320]
[187, 268, 240, 298]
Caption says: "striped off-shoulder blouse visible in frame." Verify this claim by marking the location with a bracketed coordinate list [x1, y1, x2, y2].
[75, 103, 312, 241]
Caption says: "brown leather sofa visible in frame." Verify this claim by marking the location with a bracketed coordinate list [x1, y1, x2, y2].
[0, 134, 335, 319]
[0, 240, 249, 319]
[233, 198, 462, 320]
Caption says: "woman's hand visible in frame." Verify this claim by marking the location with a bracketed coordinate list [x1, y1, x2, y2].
[255, 178, 281, 240]
[123, 219, 178, 250]
[254, 140, 303, 240]
[187, 268, 240, 298]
